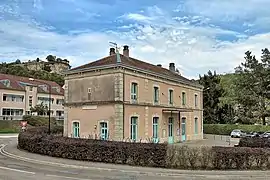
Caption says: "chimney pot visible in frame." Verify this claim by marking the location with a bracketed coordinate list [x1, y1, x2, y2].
[169, 63, 175, 72]
[110, 48, 115, 55]
[123, 45, 129, 57]
[157, 64, 162, 67]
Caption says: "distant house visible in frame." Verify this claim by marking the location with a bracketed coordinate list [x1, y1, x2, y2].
[0, 73, 64, 120]
[63, 45, 203, 143]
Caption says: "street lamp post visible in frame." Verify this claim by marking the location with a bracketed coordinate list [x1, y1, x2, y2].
[29, 78, 51, 134]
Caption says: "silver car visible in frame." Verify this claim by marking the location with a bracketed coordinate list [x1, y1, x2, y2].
[230, 129, 246, 138]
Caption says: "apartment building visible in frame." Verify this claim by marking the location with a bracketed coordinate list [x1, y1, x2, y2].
[64, 46, 203, 143]
[0, 73, 64, 120]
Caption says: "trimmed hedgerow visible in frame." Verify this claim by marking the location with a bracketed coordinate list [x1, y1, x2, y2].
[18, 127, 167, 167]
[238, 137, 270, 148]
[18, 127, 270, 170]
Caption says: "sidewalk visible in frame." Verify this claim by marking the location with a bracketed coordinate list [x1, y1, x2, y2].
[0, 134, 18, 138]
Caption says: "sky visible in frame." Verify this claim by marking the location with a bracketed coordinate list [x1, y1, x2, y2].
[0, 0, 270, 79]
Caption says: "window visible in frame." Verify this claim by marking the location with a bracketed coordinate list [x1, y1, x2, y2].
[56, 99, 64, 105]
[153, 86, 159, 103]
[29, 86, 33, 91]
[195, 94, 198, 107]
[131, 82, 138, 101]
[2, 108, 23, 116]
[194, 117, 198, 134]
[153, 117, 159, 140]
[169, 89, 173, 105]
[72, 122, 80, 138]
[182, 92, 186, 105]
[29, 96, 33, 107]
[3, 94, 6, 101]
[130, 116, 138, 141]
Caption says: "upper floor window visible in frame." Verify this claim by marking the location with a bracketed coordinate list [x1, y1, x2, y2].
[56, 99, 64, 105]
[29, 96, 33, 107]
[131, 82, 138, 101]
[29, 86, 33, 91]
[182, 92, 186, 105]
[195, 94, 198, 107]
[169, 89, 173, 105]
[3, 94, 24, 102]
[153, 86, 159, 103]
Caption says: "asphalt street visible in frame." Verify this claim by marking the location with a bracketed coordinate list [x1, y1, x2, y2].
[0, 135, 270, 180]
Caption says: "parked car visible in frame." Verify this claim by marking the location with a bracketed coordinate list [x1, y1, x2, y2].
[245, 131, 260, 138]
[260, 131, 270, 138]
[230, 129, 246, 138]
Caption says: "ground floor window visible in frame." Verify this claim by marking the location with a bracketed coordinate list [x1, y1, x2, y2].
[194, 117, 198, 134]
[153, 117, 159, 139]
[130, 116, 138, 141]
[2, 108, 23, 116]
[72, 121, 80, 138]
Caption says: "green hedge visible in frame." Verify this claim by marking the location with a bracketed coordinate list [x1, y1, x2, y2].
[23, 115, 57, 126]
[18, 127, 270, 170]
[204, 124, 270, 135]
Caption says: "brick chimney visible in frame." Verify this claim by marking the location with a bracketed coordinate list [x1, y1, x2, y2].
[169, 63, 175, 72]
[123, 45, 129, 57]
[110, 48, 115, 55]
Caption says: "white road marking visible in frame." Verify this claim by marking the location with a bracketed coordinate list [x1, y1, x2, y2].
[46, 174, 93, 180]
[0, 166, 36, 174]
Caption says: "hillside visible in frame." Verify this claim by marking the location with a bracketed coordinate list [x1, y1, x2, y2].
[0, 59, 65, 86]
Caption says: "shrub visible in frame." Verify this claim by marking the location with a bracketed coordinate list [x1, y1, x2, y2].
[18, 127, 167, 167]
[23, 115, 57, 126]
[204, 124, 270, 135]
[239, 137, 270, 148]
[18, 127, 270, 170]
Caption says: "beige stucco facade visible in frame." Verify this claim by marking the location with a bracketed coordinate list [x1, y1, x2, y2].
[64, 67, 203, 143]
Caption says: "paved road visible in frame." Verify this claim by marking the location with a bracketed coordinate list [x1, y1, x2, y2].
[0, 135, 269, 180]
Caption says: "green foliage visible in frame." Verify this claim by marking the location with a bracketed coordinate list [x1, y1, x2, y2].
[239, 137, 270, 148]
[23, 115, 57, 126]
[234, 49, 270, 125]
[0, 128, 19, 133]
[30, 103, 49, 115]
[203, 124, 270, 135]
[199, 70, 226, 124]
[18, 128, 270, 170]
[0, 59, 64, 86]
[18, 127, 168, 167]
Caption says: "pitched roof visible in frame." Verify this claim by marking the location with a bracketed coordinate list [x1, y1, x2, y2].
[0, 73, 64, 95]
[69, 53, 202, 88]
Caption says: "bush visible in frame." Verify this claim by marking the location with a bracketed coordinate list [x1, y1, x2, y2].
[18, 127, 270, 170]
[204, 124, 270, 135]
[239, 137, 270, 148]
[18, 127, 167, 167]
[23, 115, 57, 126]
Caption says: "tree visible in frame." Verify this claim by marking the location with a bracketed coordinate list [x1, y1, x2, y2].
[234, 48, 270, 125]
[46, 55, 56, 62]
[30, 103, 49, 115]
[199, 70, 224, 124]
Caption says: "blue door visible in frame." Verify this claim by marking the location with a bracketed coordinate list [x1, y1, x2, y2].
[181, 118, 186, 141]
[168, 117, 174, 144]
[100, 122, 108, 140]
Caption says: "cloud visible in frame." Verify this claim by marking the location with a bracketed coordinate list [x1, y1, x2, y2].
[0, 0, 270, 80]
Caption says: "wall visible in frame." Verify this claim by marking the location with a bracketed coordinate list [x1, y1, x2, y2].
[0, 89, 26, 113]
[66, 105, 116, 138]
[67, 74, 116, 103]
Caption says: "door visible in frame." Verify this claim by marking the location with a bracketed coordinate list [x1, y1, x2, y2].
[152, 117, 159, 143]
[168, 117, 174, 144]
[181, 118, 186, 141]
[100, 122, 108, 140]
[73, 122, 80, 138]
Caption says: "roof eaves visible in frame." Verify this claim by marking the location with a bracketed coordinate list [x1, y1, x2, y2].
[64, 64, 120, 75]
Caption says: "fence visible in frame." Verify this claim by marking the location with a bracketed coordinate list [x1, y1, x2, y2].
[0, 115, 64, 121]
